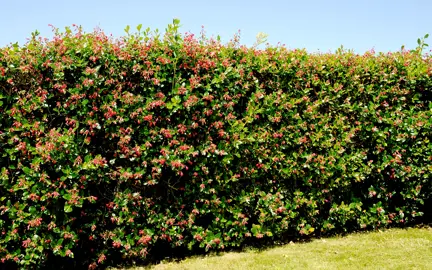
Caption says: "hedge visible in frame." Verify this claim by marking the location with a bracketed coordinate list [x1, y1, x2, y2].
[0, 21, 431, 269]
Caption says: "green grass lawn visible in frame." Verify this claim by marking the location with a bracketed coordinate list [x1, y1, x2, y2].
[116, 227, 432, 270]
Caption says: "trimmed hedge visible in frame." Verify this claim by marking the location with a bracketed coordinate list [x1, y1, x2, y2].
[0, 21, 431, 269]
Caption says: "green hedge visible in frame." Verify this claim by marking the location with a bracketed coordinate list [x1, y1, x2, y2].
[0, 21, 431, 269]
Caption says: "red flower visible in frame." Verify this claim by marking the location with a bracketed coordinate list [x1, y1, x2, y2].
[138, 235, 152, 245]
[179, 145, 190, 151]
[171, 160, 184, 169]
[28, 193, 40, 201]
[276, 207, 285, 214]
[143, 115, 153, 122]
[194, 234, 203, 241]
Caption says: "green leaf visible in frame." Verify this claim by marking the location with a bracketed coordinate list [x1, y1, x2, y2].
[84, 155, 92, 162]
[251, 224, 261, 234]
[137, 24, 142, 32]
[171, 96, 181, 104]
[22, 167, 32, 175]
[125, 25, 130, 34]
[64, 204, 73, 213]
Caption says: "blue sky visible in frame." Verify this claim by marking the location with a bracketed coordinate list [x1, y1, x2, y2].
[1, 0, 431, 53]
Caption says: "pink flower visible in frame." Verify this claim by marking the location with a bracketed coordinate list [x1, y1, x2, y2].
[28, 217, 42, 228]
[65, 250, 73, 257]
[97, 254, 106, 263]
[112, 241, 122, 248]
[22, 238, 31, 248]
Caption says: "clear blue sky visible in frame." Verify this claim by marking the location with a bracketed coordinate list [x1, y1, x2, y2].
[1, 0, 431, 53]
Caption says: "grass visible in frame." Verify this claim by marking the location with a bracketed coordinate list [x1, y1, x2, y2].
[116, 227, 432, 270]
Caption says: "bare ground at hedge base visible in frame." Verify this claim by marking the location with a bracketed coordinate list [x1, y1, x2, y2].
[113, 227, 432, 270]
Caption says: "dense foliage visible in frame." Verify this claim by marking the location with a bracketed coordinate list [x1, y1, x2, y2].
[0, 21, 431, 269]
